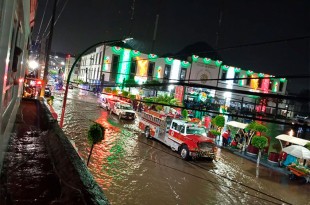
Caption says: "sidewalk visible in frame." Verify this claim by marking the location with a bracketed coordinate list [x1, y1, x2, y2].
[222, 145, 291, 175]
[0, 98, 109, 205]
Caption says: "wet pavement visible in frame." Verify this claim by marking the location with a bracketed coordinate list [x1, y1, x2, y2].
[0, 99, 62, 204]
[0, 98, 109, 205]
[51, 89, 310, 205]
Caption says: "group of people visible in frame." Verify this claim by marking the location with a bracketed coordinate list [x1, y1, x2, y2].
[222, 129, 249, 149]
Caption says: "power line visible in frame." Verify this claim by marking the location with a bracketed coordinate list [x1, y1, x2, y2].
[34, 0, 49, 46]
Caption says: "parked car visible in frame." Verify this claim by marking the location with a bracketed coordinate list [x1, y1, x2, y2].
[110, 101, 136, 120]
[44, 87, 51, 97]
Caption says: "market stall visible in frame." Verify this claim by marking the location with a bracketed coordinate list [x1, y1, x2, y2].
[282, 145, 310, 183]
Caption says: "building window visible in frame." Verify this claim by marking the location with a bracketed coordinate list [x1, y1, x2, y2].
[269, 81, 273, 90]
[246, 76, 251, 86]
[111, 55, 119, 81]
[164, 65, 171, 81]
[99, 52, 102, 65]
[221, 70, 227, 79]
[234, 73, 239, 84]
[279, 82, 284, 92]
[258, 79, 262, 88]
[148, 62, 155, 77]
[96, 53, 98, 65]
[130, 59, 136, 79]
[180, 68, 186, 81]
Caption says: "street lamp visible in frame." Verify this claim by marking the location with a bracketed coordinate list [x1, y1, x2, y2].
[59, 38, 133, 128]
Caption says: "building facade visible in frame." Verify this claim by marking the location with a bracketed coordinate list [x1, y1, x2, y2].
[0, 0, 38, 168]
[77, 45, 289, 117]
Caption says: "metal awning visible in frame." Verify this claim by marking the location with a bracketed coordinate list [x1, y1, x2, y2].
[226, 121, 248, 129]
[275, 134, 310, 146]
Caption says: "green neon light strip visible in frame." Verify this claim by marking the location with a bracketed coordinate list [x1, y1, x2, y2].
[192, 55, 199, 62]
[148, 54, 158, 62]
[258, 73, 265, 78]
[131, 50, 141, 57]
[246, 70, 254, 75]
[221, 65, 229, 71]
[203, 58, 211, 64]
[116, 49, 131, 84]
[215, 60, 222, 67]
[272, 81, 278, 92]
[165, 57, 173, 65]
[234, 67, 241, 73]
[112, 46, 123, 54]
[239, 74, 245, 86]
[181, 61, 190, 68]
[280, 78, 286, 82]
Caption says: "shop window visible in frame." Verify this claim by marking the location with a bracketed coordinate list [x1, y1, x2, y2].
[221, 70, 227, 79]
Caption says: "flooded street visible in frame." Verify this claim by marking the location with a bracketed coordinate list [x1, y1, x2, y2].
[52, 89, 310, 205]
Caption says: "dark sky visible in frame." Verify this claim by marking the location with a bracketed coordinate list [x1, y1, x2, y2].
[33, 0, 310, 93]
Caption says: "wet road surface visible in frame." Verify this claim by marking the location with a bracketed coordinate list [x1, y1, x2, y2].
[53, 89, 310, 205]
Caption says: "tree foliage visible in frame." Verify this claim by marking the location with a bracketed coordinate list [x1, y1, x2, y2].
[305, 143, 310, 150]
[104, 87, 112, 93]
[87, 123, 105, 145]
[251, 136, 268, 150]
[181, 109, 188, 119]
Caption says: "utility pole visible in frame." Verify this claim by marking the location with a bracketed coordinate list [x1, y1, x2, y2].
[40, 0, 58, 97]
[151, 14, 159, 53]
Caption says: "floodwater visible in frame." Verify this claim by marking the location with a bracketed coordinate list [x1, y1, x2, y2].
[52, 89, 310, 205]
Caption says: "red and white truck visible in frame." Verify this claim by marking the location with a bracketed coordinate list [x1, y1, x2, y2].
[138, 110, 216, 160]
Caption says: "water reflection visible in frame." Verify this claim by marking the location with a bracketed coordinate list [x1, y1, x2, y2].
[51, 91, 310, 205]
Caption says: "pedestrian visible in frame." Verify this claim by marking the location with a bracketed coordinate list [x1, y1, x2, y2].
[222, 129, 230, 147]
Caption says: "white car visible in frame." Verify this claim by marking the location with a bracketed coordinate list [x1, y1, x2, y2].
[110, 102, 136, 120]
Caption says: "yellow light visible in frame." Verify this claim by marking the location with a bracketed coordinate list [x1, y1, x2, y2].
[288, 129, 294, 137]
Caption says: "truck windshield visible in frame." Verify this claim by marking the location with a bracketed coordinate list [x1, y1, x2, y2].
[186, 127, 207, 136]
[121, 105, 133, 110]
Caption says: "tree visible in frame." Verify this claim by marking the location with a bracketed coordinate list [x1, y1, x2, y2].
[209, 115, 225, 139]
[87, 123, 105, 166]
[246, 121, 268, 145]
[251, 136, 268, 167]
[181, 109, 188, 120]
[305, 142, 310, 150]
[104, 87, 112, 93]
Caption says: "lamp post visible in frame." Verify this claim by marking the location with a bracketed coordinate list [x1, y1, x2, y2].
[59, 38, 132, 128]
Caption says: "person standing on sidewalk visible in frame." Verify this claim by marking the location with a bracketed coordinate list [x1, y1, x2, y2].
[222, 129, 230, 147]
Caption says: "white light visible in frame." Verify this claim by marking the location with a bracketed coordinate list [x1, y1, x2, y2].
[288, 129, 294, 137]
[168, 85, 174, 92]
[170, 60, 181, 82]
[61, 62, 65, 65]
[29, 60, 39, 69]
[123, 37, 133, 43]
[55, 56, 58, 58]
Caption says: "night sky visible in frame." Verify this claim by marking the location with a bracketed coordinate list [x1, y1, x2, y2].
[32, 0, 310, 93]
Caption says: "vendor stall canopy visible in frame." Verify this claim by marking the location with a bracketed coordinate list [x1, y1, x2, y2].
[226, 121, 248, 129]
[276, 134, 310, 146]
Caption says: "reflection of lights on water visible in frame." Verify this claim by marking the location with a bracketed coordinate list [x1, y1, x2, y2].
[289, 129, 294, 136]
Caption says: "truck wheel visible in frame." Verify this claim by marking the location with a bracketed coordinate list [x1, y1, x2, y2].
[180, 145, 190, 160]
[145, 127, 151, 138]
